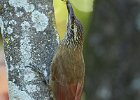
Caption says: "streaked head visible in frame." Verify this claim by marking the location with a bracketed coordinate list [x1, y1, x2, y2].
[66, 0, 83, 42]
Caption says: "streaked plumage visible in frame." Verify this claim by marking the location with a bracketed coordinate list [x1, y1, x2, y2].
[50, 1, 85, 100]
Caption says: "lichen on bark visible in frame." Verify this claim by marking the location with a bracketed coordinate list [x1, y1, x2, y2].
[0, 0, 59, 99]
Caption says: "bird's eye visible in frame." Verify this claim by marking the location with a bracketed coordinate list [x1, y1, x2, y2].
[71, 24, 74, 30]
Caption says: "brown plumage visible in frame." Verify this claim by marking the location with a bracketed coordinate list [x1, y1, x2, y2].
[50, 0, 85, 100]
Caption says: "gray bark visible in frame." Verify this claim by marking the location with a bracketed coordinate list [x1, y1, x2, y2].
[0, 0, 59, 100]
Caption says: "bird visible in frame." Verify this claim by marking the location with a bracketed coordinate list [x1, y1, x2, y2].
[50, 0, 85, 100]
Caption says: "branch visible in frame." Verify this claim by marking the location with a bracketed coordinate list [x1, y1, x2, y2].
[0, 0, 59, 99]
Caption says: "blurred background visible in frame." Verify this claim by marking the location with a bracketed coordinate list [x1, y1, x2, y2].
[1, 0, 140, 100]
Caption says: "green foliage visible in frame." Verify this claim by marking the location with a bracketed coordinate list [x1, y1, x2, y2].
[70, 0, 94, 12]
[53, 0, 93, 39]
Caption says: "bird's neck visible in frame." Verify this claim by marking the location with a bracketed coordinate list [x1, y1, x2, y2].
[62, 32, 83, 49]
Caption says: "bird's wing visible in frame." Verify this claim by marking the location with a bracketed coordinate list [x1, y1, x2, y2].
[51, 51, 84, 100]
[68, 82, 84, 100]
[53, 80, 83, 100]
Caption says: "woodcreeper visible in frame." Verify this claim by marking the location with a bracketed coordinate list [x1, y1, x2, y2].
[50, 0, 85, 100]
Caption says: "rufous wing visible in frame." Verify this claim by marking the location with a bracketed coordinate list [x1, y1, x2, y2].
[53, 81, 83, 100]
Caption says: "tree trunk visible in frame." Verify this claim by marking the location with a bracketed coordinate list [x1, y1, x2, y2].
[85, 0, 140, 100]
[0, 0, 59, 100]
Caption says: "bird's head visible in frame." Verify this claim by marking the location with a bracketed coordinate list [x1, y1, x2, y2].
[65, 0, 83, 43]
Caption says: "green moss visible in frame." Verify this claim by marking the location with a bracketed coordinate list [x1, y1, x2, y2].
[0, 4, 3, 14]
[8, 6, 14, 12]
[0, 3, 14, 14]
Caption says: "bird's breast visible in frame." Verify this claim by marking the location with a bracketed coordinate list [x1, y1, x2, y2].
[55, 46, 85, 83]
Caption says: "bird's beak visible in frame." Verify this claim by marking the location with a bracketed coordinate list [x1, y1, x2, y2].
[66, 0, 75, 28]
[66, 0, 75, 17]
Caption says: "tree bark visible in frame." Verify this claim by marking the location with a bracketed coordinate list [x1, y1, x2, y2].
[85, 0, 140, 100]
[0, 0, 59, 100]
